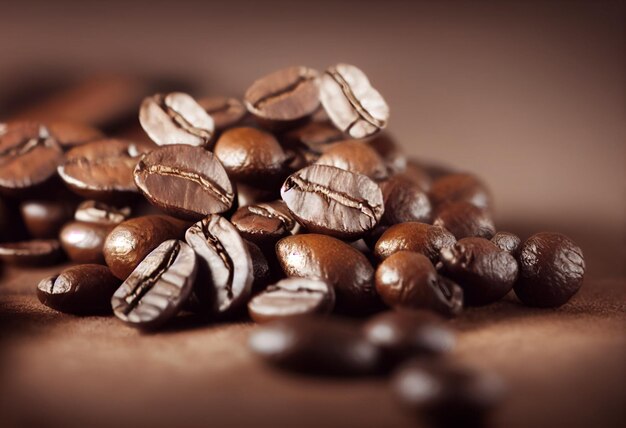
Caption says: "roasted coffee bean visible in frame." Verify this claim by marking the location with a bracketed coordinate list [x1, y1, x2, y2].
[281, 164, 384, 239]
[282, 120, 344, 150]
[59, 221, 112, 264]
[429, 173, 491, 210]
[433, 202, 495, 239]
[134, 144, 234, 220]
[104, 215, 189, 280]
[375, 251, 463, 316]
[0, 239, 63, 266]
[231, 200, 297, 247]
[491, 231, 521, 255]
[374, 222, 456, 263]
[366, 133, 408, 176]
[139, 92, 214, 147]
[0, 123, 62, 194]
[45, 120, 105, 149]
[403, 160, 433, 191]
[185, 215, 253, 316]
[111, 240, 197, 329]
[74, 200, 131, 226]
[58, 139, 153, 201]
[276, 234, 377, 310]
[380, 174, 432, 224]
[37, 264, 120, 314]
[514, 232, 585, 308]
[244, 66, 321, 127]
[316, 139, 388, 181]
[20, 199, 75, 239]
[248, 278, 335, 323]
[246, 240, 272, 292]
[320, 63, 389, 138]
[249, 316, 381, 376]
[214, 127, 288, 183]
[440, 238, 518, 306]
[197, 96, 246, 132]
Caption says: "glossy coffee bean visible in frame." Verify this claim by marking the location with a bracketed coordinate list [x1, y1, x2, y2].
[104, 215, 189, 280]
[433, 202, 496, 240]
[429, 173, 491, 210]
[281, 164, 384, 239]
[59, 221, 112, 264]
[0, 239, 63, 266]
[111, 240, 197, 329]
[248, 278, 335, 323]
[197, 96, 246, 131]
[246, 240, 272, 292]
[380, 174, 432, 225]
[249, 316, 381, 376]
[37, 264, 120, 315]
[74, 200, 131, 226]
[139, 92, 214, 147]
[320, 63, 389, 139]
[316, 139, 388, 181]
[230, 200, 297, 247]
[20, 199, 75, 239]
[375, 251, 463, 316]
[514, 232, 585, 308]
[374, 222, 456, 264]
[366, 133, 408, 176]
[440, 238, 518, 306]
[134, 144, 234, 220]
[45, 120, 105, 149]
[491, 231, 521, 255]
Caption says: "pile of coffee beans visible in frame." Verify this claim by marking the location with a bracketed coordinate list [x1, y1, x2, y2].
[0, 63, 586, 426]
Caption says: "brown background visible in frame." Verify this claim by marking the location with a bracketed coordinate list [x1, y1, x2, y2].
[1, 1, 624, 427]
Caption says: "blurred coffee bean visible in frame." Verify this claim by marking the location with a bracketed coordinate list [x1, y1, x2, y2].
[37, 264, 120, 315]
[366, 133, 408, 176]
[380, 174, 432, 224]
[231, 200, 296, 247]
[20, 199, 75, 239]
[59, 221, 112, 264]
[45, 120, 105, 149]
[491, 231, 521, 255]
[282, 120, 344, 150]
[316, 139, 388, 181]
[0, 239, 63, 266]
[374, 222, 456, 264]
[403, 160, 433, 191]
[235, 181, 280, 207]
[111, 239, 197, 329]
[433, 202, 496, 239]
[429, 173, 491, 210]
[197, 96, 246, 132]
[514, 232, 585, 308]
[246, 240, 272, 292]
[74, 200, 131, 226]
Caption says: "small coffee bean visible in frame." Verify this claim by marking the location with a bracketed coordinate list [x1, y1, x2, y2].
[433, 202, 496, 239]
[230, 200, 297, 247]
[59, 221, 113, 264]
[282, 120, 345, 150]
[245, 240, 272, 292]
[111, 239, 197, 329]
[374, 222, 456, 264]
[316, 139, 389, 181]
[20, 199, 75, 239]
[248, 277, 335, 323]
[429, 173, 491, 210]
[134, 144, 234, 220]
[380, 174, 432, 224]
[74, 200, 131, 226]
[45, 120, 105, 149]
[281, 164, 384, 239]
[139, 92, 214, 147]
[249, 316, 381, 376]
[320, 63, 389, 138]
[104, 215, 189, 280]
[197, 96, 246, 131]
[37, 264, 120, 314]
[514, 232, 585, 308]
[375, 251, 463, 317]
[439, 238, 518, 306]
[491, 231, 521, 255]
[0, 239, 63, 266]
[366, 133, 408, 176]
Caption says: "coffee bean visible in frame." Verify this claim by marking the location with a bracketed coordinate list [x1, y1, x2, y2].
[320, 63, 389, 138]
[139, 92, 214, 147]
[185, 215, 253, 316]
[433, 202, 496, 239]
[20, 199, 75, 239]
[37, 264, 120, 314]
[248, 277, 335, 323]
[316, 139, 389, 181]
[230, 200, 297, 247]
[235, 182, 280, 207]
[282, 120, 345, 151]
[439, 238, 518, 306]
[249, 316, 381, 376]
[134, 144, 234, 220]
[276, 234, 377, 310]
[58, 139, 153, 201]
[0, 239, 63, 266]
[59, 221, 112, 264]
[429, 173, 491, 210]
[45, 120, 105, 149]
[111, 239, 197, 329]
[74, 200, 131, 226]
[104, 215, 189, 280]
[374, 222, 456, 264]
[380, 174, 432, 224]
[366, 133, 408, 176]
[491, 231, 521, 255]
[281, 164, 384, 239]
[514, 232, 585, 308]
[375, 251, 463, 316]
[197, 96, 246, 132]
[403, 160, 433, 191]
[245, 240, 272, 292]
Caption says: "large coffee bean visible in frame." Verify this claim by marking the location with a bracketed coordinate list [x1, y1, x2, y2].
[230, 200, 297, 247]
[0, 239, 63, 266]
[374, 222, 456, 263]
[59, 221, 113, 264]
[316, 139, 388, 181]
[380, 174, 432, 224]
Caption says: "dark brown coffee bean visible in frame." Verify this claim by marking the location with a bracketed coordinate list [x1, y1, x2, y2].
[429, 173, 491, 210]
[276, 234, 377, 310]
[281, 164, 384, 239]
[514, 232, 585, 308]
[320, 63, 389, 138]
[0, 239, 63, 266]
[491, 231, 521, 255]
[139, 92, 214, 147]
[197, 96, 246, 131]
[20, 199, 75, 239]
[231, 200, 297, 247]
[433, 202, 496, 239]
[45, 120, 105, 149]
[185, 215, 253, 316]
[375, 252, 463, 316]
[37, 264, 120, 315]
[74, 200, 131, 226]
[248, 278, 335, 323]
[59, 221, 112, 264]
[316, 139, 388, 181]
[134, 144, 234, 220]
[111, 239, 197, 329]
[440, 238, 518, 306]
[374, 222, 456, 263]
[366, 133, 408, 176]
[249, 316, 381, 376]
[380, 174, 432, 225]
[282, 120, 345, 150]
[58, 139, 153, 201]
[104, 215, 189, 280]
[246, 240, 272, 292]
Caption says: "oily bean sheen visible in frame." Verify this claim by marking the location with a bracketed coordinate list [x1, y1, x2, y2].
[197, 96, 246, 131]
[59, 221, 112, 264]
[185, 215, 253, 316]
[374, 222, 456, 263]
[111, 240, 197, 329]
[134, 144, 234, 220]
[380, 174, 432, 225]
[281, 164, 384, 239]
[0, 239, 63, 266]
[249, 316, 381, 376]
[514, 232, 585, 308]
[139, 92, 214, 147]
[37, 264, 120, 315]
[429, 173, 491, 210]
[491, 231, 521, 255]
[375, 252, 463, 317]
[433, 201, 496, 239]
[276, 234, 377, 309]
[230, 200, 296, 246]
[316, 139, 388, 181]
[320, 63, 389, 139]
[20, 199, 75, 239]
[440, 238, 518, 306]
[58, 139, 153, 201]
[74, 200, 131, 226]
